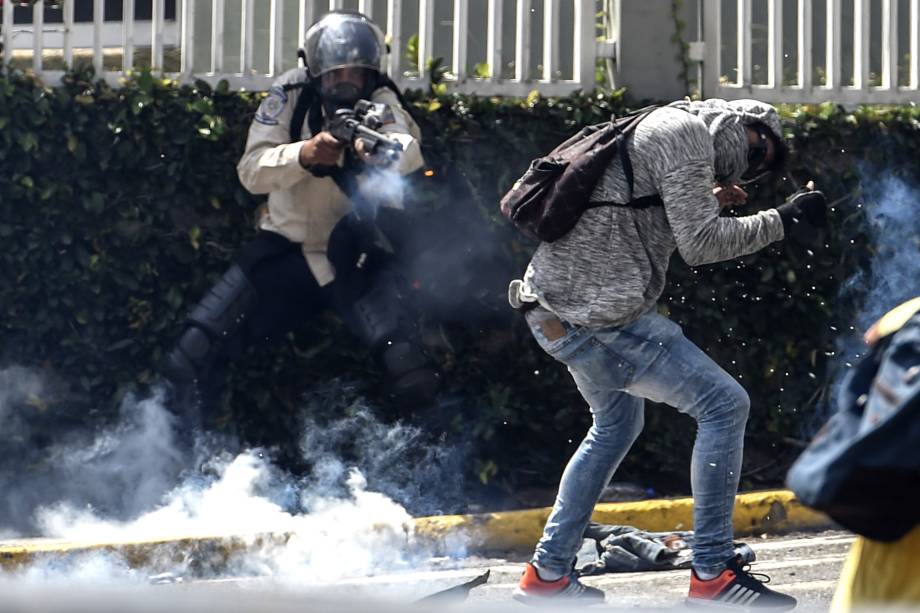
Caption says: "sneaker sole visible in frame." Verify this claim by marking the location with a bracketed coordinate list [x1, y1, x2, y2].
[512, 587, 605, 607]
[686, 596, 796, 611]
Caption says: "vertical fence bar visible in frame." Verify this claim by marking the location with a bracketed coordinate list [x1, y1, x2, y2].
[329, 0, 344, 9]
[542, 0, 558, 81]
[452, 0, 469, 79]
[240, 0, 254, 74]
[737, 0, 752, 86]
[211, 0, 224, 72]
[882, 0, 898, 89]
[358, 0, 374, 19]
[826, 0, 842, 89]
[702, 0, 721, 97]
[912, 0, 919, 88]
[63, 0, 74, 69]
[418, 0, 433, 77]
[123, 0, 135, 71]
[298, 0, 314, 54]
[387, 0, 402, 78]
[181, 0, 195, 77]
[32, 0, 44, 74]
[487, 0, 504, 79]
[853, 0, 869, 89]
[93, 0, 104, 75]
[797, 0, 812, 91]
[152, 0, 164, 71]
[514, 0, 531, 81]
[1, 0, 11, 68]
[269, 0, 284, 76]
[769, 0, 783, 88]
[574, 0, 594, 90]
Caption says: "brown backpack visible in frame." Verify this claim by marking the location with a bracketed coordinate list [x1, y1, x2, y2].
[499, 107, 662, 242]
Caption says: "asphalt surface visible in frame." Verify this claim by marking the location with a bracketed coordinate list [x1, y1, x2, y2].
[0, 531, 853, 612]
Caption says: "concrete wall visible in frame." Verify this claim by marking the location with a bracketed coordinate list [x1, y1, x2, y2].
[613, 0, 699, 103]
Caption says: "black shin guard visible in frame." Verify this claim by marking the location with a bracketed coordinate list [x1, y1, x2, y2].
[163, 264, 258, 428]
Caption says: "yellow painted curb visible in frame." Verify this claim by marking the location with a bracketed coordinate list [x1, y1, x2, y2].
[413, 489, 832, 554]
[0, 533, 289, 573]
[0, 490, 830, 571]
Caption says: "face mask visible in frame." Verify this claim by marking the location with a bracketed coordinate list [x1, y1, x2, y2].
[324, 81, 362, 110]
[740, 124, 772, 184]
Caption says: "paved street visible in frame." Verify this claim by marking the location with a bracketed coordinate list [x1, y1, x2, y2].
[330, 530, 853, 609]
[0, 531, 853, 612]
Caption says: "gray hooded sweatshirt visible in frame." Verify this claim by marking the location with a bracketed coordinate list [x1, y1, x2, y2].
[523, 98, 786, 328]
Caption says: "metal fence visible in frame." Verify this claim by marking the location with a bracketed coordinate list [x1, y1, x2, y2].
[0, 0, 603, 97]
[703, 0, 920, 104]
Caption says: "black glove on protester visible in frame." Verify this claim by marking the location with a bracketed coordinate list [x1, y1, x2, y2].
[775, 187, 827, 244]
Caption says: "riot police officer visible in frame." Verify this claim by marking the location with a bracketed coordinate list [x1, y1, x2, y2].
[163, 11, 440, 436]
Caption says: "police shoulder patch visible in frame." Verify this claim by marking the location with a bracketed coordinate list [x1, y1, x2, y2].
[255, 86, 288, 126]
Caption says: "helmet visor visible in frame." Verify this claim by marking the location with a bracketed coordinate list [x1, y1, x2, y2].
[304, 13, 383, 76]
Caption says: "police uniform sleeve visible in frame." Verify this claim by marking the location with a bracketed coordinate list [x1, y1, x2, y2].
[236, 83, 309, 195]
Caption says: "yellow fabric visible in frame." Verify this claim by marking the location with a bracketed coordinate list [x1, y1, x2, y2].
[870, 296, 920, 341]
[831, 525, 920, 611]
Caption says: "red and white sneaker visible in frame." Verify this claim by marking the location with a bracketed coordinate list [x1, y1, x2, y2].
[512, 562, 605, 606]
[687, 556, 797, 610]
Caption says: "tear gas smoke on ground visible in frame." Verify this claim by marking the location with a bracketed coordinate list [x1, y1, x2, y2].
[0, 374, 470, 586]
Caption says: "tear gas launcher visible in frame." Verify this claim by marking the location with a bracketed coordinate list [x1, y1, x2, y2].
[328, 100, 404, 163]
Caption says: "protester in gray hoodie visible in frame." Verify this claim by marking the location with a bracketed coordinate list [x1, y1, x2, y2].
[512, 99, 826, 608]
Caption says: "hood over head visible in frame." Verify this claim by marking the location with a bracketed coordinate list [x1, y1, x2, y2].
[667, 98, 785, 185]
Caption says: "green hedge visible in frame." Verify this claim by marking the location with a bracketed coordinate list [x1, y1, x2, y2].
[2, 66, 917, 510]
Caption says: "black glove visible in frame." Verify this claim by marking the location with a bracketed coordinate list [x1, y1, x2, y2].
[776, 188, 828, 236]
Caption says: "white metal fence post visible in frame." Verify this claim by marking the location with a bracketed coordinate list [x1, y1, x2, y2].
[797, 0, 812, 91]
[123, 0, 135, 71]
[211, 0, 225, 73]
[387, 0, 402, 78]
[769, 0, 783, 88]
[854, 0, 869, 89]
[181, 0, 195, 78]
[63, 0, 75, 69]
[574, 0, 594, 90]
[826, 0, 842, 90]
[152, 0, 165, 71]
[487, 0, 504, 80]
[33, 0, 44, 74]
[542, 0, 559, 82]
[737, 0, 752, 87]
[241, 0, 254, 75]
[269, 0, 284, 77]
[93, 0, 104, 75]
[418, 0, 434, 78]
[882, 0, 899, 90]
[514, 0, 532, 82]
[452, 0, 469, 80]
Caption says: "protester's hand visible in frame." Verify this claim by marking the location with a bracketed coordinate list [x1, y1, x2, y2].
[776, 180, 827, 238]
[299, 131, 344, 167]
[355, 138, 391, 166]
[713, 184, 748, 209]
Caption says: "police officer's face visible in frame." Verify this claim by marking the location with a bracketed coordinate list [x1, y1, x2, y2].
[321, 67, 367, 91]
[320, 67, 371, 109]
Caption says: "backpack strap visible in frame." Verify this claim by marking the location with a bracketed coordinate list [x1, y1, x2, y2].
[286, 77, 314, 143]
[587, 108, 664, 210]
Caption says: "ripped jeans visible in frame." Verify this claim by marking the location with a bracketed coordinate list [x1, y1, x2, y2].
[525, 307, 750, 576]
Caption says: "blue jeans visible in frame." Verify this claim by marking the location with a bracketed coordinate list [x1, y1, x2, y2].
[525, 307, 750, 576]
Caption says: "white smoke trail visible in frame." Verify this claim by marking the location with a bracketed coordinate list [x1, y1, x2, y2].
[827, 171, 920, 413]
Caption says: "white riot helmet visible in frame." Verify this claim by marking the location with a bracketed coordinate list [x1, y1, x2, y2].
[303, 11, 387, 78]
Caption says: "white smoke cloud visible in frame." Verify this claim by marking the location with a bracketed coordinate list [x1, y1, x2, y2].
[0, 376, 463, 591]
